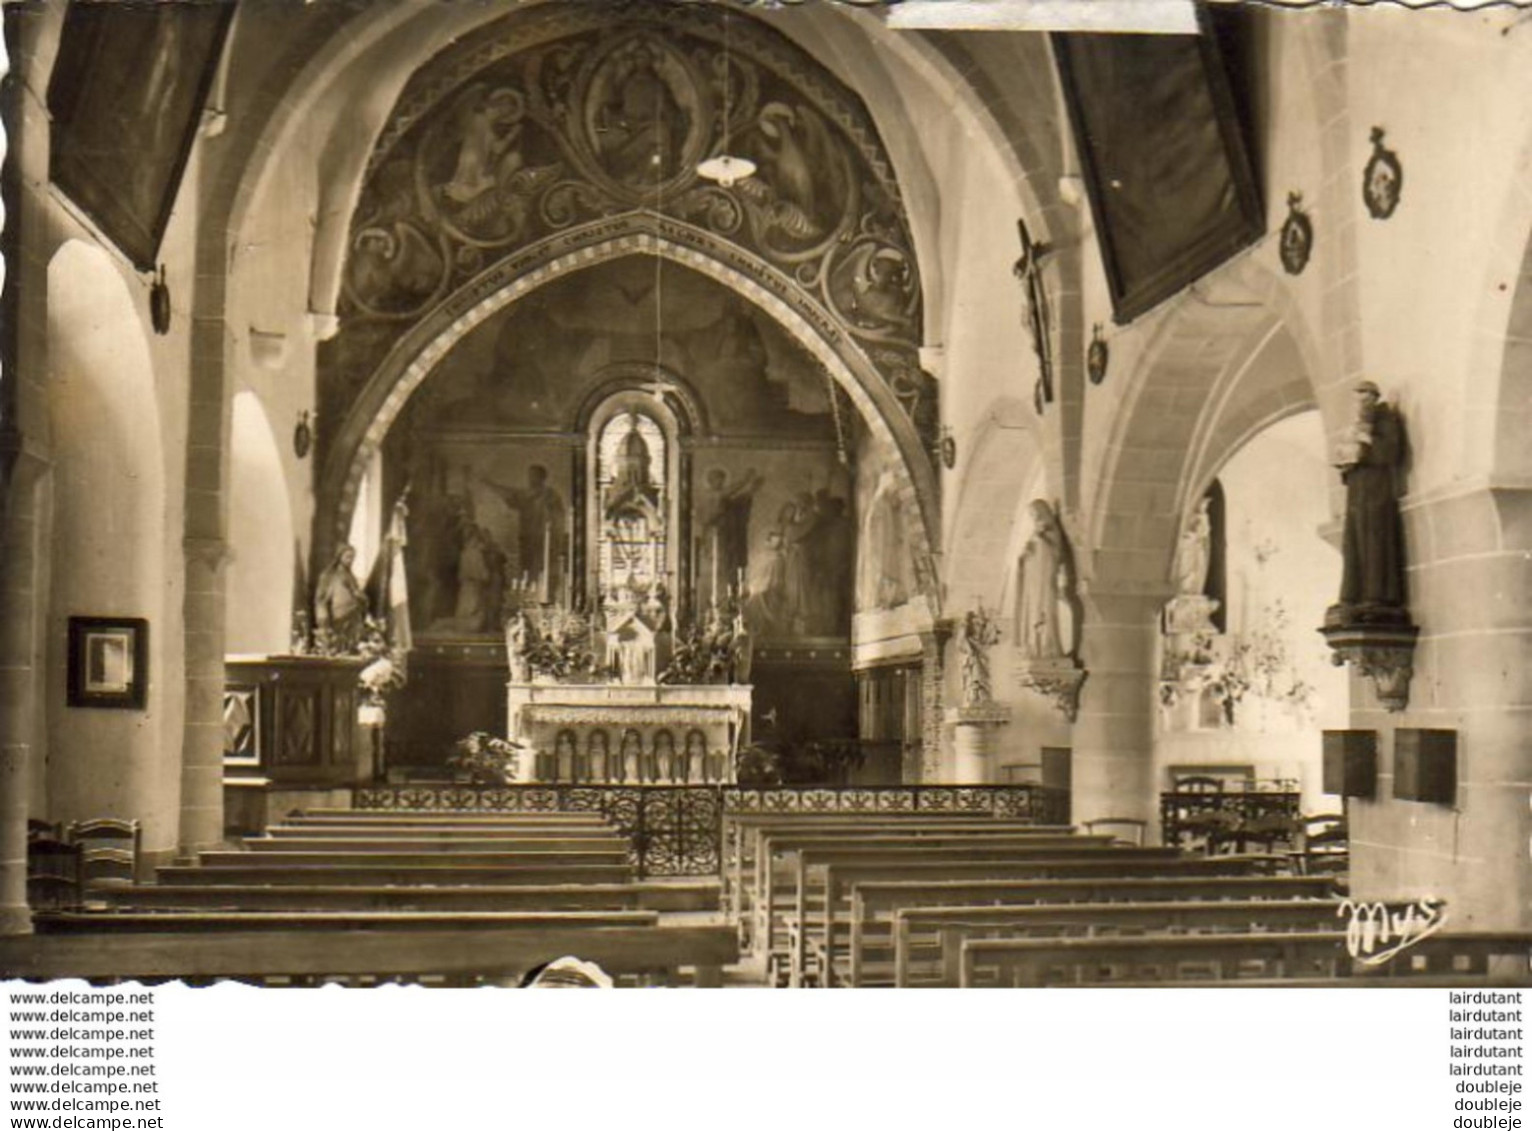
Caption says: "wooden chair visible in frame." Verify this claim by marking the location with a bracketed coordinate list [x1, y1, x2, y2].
[1296, 813, 1348, 876]
[27, 836, 82, 911]
[1083, 818, 1148, 847]
[67, 818, 142, 891]
[1241, 811, 1301, 855]
[1174, 775, 1225, 793]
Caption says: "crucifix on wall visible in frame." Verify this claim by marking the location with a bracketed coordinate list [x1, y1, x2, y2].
[1013, 218, 1054, 413]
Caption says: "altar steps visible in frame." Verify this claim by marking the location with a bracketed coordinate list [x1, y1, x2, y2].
[245, 836, 629, 854]
[202, 849, 631, 868]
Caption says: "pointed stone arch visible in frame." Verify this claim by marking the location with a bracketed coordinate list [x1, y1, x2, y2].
[313, 214, 940, 584]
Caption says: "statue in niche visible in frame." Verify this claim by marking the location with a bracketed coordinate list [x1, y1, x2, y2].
[1014, 500, 1071, 661]
[1334, 380, 1408, 618]
[959, 607, 1002, 708]
[604, 415, 661, 520]
[697, 467, 762, 609]
[1175, 496, 1213, 598]
[314, 544, 368, 655]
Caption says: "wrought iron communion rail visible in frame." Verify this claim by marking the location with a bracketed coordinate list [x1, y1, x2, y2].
[352, 785, 1071, 877]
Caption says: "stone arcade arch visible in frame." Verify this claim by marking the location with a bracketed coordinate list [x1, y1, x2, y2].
[44, 241, 179, 858]
[1074, 261, 1330, 829]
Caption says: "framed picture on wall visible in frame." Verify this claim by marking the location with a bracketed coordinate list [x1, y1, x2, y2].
[1052, 12, 1263, 323]
[46, 3, 235, 271]
[67, 617, 149, 710]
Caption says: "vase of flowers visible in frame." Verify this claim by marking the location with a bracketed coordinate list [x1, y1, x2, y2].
[447, 731, 522, 785]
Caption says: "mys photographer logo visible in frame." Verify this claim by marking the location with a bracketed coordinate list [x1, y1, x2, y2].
[1338, 897, 1448, 966]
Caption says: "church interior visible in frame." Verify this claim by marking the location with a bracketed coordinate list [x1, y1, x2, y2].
[3, 0, 1531, 988]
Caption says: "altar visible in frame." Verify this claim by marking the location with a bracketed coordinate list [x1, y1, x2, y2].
[507, 682, 752, 783]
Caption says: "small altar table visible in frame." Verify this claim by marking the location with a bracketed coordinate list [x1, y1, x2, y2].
[507, 682, 752, 783]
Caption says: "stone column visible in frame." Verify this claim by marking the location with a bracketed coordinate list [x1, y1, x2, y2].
[916, 622, 951, 783]
[1069, 589, 1167, 830]
[0, 448, 48, 934]
[179, 535, 230, 855]
[945, 704, 1011, 784]
[1345, 486, 1532, 931]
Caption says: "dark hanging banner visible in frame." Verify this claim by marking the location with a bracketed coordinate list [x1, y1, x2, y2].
[47, 2, 235, 272]
[1053, 16, 1263, 324]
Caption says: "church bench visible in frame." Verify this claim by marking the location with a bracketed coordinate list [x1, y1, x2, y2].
[97, 880, 720, 913]
[884, 898, 1344, 987]
[0, 923, 740, 987]
[200, 848, 631, 868]
[33, 908, 662, 934]
[846, 874, 1341, 986]
[155, 862, 636, 887]
[796, 853, 1285, 987]
[957, 930, 1532, 987]
[736, 825, 1095, 946]
[741, 830, 1114, 961]
[723, 814, 1074, 921]
[959, 930, 1351, 986]
[246, 836, 629, 854]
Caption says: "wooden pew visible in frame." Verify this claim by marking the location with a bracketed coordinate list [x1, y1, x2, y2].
[0, 923, 740, 987]
[740, 825, 1099, 953]
[99, 880, 720, 913]
[958, 930, 1532, 987]
[847, 874, 1340, 987]
[800, 853, 1284, 987]
[960, 930, 1350, 986]
[744, 830, 1115, 964]
[889, 898, 1344, 987]
[723, 813, 1075, 923]
[34, 908, 661, 934]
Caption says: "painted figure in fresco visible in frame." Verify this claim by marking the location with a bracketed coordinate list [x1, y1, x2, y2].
[1336, 380, 1407, 613]
[745, 528, 789, 637]
[1175, 496, 1213, 597]
[1015, 500, 1068, 661]
[809, 488, 853, 635]
[314, 544, 368, 654]
[595, 41, 688, 186]
[697, 466, 762, 609]
[484, 464, 567, 606]
[859, 471, 912, 612]
[441, 85, 526, 208]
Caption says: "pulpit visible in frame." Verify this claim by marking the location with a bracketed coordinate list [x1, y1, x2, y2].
[506, 681, 751, 783]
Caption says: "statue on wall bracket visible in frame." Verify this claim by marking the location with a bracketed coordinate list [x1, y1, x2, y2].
[1319, 380, 1418, 712]
[1012, 499, 1086, 721]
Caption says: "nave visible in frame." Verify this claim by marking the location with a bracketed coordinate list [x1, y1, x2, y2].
[12, 794, 1530, 988]
[4, 0, 1532, 989]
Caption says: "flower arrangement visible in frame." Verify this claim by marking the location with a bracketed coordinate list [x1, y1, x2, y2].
[447, 731, 522, 785]
[357, 616, 408, 707]
[525, 608, 595, 681]
[1160, 598, 1316, 726]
